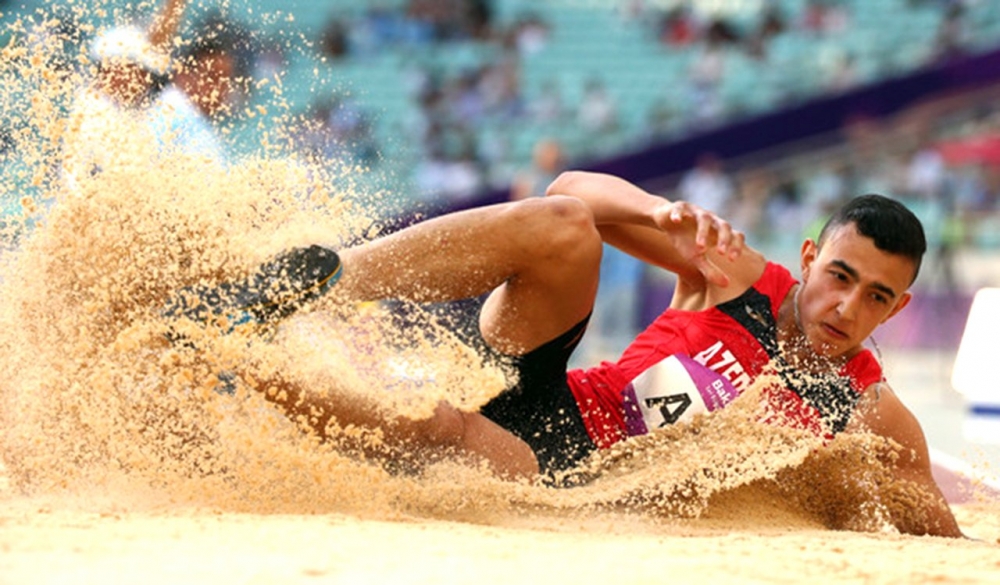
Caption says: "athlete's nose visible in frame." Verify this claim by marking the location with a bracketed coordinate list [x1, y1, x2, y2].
[837, 288, 862, 322]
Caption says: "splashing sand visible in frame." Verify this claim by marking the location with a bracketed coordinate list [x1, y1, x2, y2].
[1, 3, 999, 582]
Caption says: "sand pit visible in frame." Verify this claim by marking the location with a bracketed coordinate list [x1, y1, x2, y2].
[2, 459, 1000, 584]
[2, 3, 1000, 583]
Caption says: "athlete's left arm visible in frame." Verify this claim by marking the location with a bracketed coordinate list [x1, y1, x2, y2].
[545, 170, 752, 289]
[847, 383, 965, 538]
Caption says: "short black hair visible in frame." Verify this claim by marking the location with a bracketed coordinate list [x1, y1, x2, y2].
[817, 194, 926, 283]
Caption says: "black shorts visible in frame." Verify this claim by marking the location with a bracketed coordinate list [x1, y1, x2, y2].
[478, 317, 597, 478]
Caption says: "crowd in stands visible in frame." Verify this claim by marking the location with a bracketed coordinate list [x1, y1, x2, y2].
[271, 0, 989, 207]
[675, 93, 1000, 265]
[21, 0, 982, 211]
[4, 0, 1000, 238]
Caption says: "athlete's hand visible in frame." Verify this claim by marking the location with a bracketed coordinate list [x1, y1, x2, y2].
[653, 201, 745, 287]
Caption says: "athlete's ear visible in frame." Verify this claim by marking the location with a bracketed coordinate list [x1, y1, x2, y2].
[800, 239, 818, 280]
[882, 291, 912, 323]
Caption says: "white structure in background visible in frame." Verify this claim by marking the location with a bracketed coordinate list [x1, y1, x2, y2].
[952, 287, 1000, 443]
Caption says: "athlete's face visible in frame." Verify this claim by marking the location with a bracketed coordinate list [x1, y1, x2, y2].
[797, 224, 915, 359]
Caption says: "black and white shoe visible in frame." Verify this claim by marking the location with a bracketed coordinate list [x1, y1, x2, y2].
[163, 245, 343, 338]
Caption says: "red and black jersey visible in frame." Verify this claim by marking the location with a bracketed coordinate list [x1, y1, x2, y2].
[567, 262, 883, 449]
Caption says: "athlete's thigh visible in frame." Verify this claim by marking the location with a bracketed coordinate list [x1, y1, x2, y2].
[478, 246, 600, 355]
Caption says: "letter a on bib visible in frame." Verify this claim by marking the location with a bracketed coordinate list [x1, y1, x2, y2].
[621, 353, 740, 436]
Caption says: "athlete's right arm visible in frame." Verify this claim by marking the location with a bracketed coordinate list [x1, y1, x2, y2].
[849, 384, 966, 538]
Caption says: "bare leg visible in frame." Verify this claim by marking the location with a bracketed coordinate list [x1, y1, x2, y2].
[222, 196, 602, 478]
[274, 196, 603, 476]
[261, 375, 541, 480]
[336, 195, 603, 354]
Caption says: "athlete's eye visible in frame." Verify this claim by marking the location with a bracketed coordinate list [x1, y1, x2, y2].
[871, 292, 889, 304]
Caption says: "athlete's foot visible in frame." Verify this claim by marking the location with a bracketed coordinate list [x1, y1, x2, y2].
[162, 245, 343, 341]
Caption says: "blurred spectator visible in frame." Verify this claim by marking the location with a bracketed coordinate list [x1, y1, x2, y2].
[659, 6, 698, 47]
[406, 0, 454, 41]
[530, 78, 565, 123]
[149, 32, 238, 164]
[319, 17, 350, 60]
[906, 140, 947, 200]
[577, 77, 618, 134]
[294, 94, 378, 166]
[743, 5, 787, 63]
[449, 70, 487, 126]
[765, 172, 806, 236]
[510, 138, 564, 200]
[704, 18, 741, 46]
[90, 25, 170, 109]
[399, 43, 518, 184]
[759, 3, 787, 40]
[677, 153, 734, 214]
[62, 0, 185, 190]
[510, 12, 550, 56]
[842, 114, 886, 172]
[932, 3, 970, 62]
[800, 0, 850, 36]
[643, 98, 676, 142]
[414, 138, 483, 204]
[687, 41, 726, 125]
[729, 167, 774, 240]
[575, 244, 644, 365]
[479, 55, 525, 120]
[350, 3, 412, 54]
[477, 127, 516, 189]
[618, 0, 651, 23]
[858, 150, 909, 198]
[406, 0, 493, 42]
[825, 51, 860, 92]
[801, 161, 847, 218]
[949, 163, 992, 212]
[464, 0, 493, 40]
[928, 189, 967, 293]
[801, 0, 828, 33]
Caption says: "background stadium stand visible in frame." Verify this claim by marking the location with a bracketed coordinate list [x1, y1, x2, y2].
[4, 0, 1000, 349]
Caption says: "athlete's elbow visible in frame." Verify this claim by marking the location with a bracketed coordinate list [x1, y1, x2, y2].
[545, 170, 587, 198]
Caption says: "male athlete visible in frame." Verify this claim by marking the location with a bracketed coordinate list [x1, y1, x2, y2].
[164, 170, 963, 538]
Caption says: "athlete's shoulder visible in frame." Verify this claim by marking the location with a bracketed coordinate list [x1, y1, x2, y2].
[757, 261, 795, 288]
[843, 347, 883, 391]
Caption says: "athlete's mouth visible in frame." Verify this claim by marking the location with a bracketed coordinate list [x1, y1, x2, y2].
[821, 322, 849, 339]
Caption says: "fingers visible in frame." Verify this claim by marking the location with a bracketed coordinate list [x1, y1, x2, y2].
[732, 230, 747, 255]
[692, 255, 730, 288]
[718, 224, 746, 261]
[665, 202, 745, 259]
[696, 209, 742, 259]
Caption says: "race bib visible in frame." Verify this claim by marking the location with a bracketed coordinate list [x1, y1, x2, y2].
[622, 353, 739, 436]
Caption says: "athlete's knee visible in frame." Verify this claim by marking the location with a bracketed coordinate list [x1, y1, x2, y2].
[405, 401, 467, 449]
[510, 196, 601, 261]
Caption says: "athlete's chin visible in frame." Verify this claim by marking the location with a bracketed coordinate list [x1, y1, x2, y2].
[809, 335, 852, 360]
[815, 345, 849, 361]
